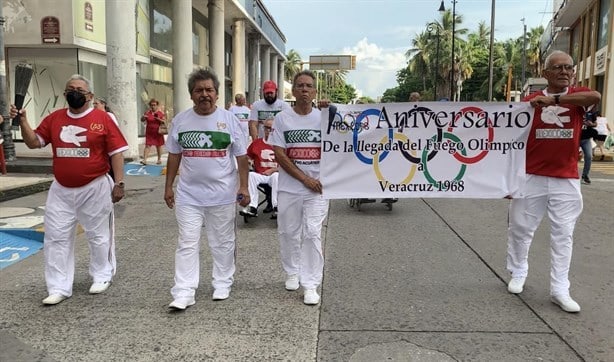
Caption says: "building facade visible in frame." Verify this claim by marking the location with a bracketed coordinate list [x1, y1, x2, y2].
[542, 0, 613, 126]
[2, 0, 287, 160]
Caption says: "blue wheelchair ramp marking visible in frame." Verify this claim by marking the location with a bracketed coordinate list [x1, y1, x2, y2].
[0, 229, 44, 270]
[124, 163, 164, 176]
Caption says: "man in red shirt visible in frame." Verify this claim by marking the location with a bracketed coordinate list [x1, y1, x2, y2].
[240, 118, 278, 218]
[11, 74, 128, 305]
[506, 51, 601, 313]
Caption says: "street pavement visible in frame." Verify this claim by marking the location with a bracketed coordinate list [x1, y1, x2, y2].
[0, 162, 613, 361]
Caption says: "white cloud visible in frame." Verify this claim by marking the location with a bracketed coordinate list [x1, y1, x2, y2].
[342, 38, 408, 99]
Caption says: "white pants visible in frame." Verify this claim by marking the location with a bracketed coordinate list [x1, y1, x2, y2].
[277, 191, 329, 289]
[171, 203, 236, 300]
[506, 174, 583, 297]
[248, 172, 278, 208]
[44, 175, 116, 296]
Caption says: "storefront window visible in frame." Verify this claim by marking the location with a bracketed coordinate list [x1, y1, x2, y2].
[151, 0, 172, 54]
[597, 0, 610, 49]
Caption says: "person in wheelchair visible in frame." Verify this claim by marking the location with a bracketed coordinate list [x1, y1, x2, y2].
[239, 119, 279, 219]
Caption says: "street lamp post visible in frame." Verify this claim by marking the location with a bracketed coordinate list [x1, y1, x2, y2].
[427, 23, 441, 101]
[439, 0, 457, 101]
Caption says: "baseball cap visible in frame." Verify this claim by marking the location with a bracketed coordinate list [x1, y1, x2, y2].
[263, 81, 277, 93]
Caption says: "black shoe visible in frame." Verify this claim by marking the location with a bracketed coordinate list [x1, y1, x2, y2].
[381, 198, 398, 203]
[582, 176, 591, 184]
[359, 198, 376, 203]
[239, 206, 258, 217]
[263, 204, 274, 213]
[270, 207, 277, 220]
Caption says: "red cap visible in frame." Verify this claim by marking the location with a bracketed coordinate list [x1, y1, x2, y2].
[263, 80, 277, 93]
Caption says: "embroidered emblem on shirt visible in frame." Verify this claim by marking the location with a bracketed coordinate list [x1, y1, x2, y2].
[541, 106, 571, 128]
[260, 149, 275, 161]
[90, 123, 104, 133]
[284, 129, 321, 143]
[217, 122, 227, 130]
[60, 125, 88, 146]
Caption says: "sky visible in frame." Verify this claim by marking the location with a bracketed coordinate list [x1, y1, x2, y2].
[262, 0, 555, 99]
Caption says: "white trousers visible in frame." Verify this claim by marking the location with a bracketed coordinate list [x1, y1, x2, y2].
[44, 175, 116, 296]
[248, 172, 278, 208]
[506, 174, 583, 297]
[277, 191, 329, 289]
[171, 203, 236, 300]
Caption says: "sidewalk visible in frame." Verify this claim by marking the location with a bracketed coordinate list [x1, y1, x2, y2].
[0, 168, 612, 361]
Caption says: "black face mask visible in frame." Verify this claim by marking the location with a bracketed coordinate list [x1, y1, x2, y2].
[66, 91, 87, 109]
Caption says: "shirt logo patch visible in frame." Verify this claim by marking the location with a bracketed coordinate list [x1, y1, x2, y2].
[90, 123, 105, 133]
[56, 148, 91, 157]
[535, 128, 574, 139]
[541, 105, 571, 128]
[60, 125, 88, 146]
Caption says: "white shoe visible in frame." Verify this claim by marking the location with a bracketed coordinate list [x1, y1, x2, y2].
[507, 277, 526, 294]
[89, 281, 111, 294]
[551, 295, 581, 313]
[212, 287, 231, 300]
[42, 294, 69, 305]
[168, 298, 195, 310]
[303, 288, 320, 305]
[285, 274, 299, 291]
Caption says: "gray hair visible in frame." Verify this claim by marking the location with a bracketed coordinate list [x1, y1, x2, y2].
[544, 50, 572, 69]
[66, 74, 93, 92]
[188, 68, 220, 94]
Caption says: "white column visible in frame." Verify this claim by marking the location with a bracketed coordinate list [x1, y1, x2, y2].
[197, 26, 207, 67]
[232, 19, 246, 98]
[106, 0, 138, 160]
[248, 34, 260, 104]
[209, 0, 225, 107]
[260, 45, 271, 85]
[278, 60, 285, 99]
[172, 0, 193, 115]
[270, 53, 278, 91]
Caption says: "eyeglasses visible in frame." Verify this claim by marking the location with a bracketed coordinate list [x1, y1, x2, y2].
[64, 88, 91, 95]
[548, 64, 574, 73]
[295, 83, 315, 89]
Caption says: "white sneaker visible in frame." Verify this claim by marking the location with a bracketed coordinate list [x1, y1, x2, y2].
[507, 277, 526, 294]
[551, 295, 581, 313]
[89, 281, 111, 294]
[285, 274, 299, 291]
[212, 287, 231, 300]
[303, 288, 320, 305]
[168, 298, 196, 310]
[42, 294, 69, 305]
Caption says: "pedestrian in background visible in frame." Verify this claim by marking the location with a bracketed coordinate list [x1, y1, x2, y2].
[10, 74, 128, 305]
[593, 111, 611, 159]
[506, 50, 601, 313]
[140, 98, 166, 165]
[93, 97, 118, 126]
[270, 70, 329, 305]
[228, 93, 251, 144]
[249, 80, 291, 142]
[579, 110, 597, 184]
[163, 68, 250, 310]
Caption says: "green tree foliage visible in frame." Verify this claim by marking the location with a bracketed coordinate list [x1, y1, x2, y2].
[383, 14, 544, 102]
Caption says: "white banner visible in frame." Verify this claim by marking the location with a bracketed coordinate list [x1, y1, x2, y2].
[321, 102, 533, 199]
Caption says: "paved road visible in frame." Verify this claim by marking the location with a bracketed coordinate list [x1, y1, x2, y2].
[0, 163, 613, 361]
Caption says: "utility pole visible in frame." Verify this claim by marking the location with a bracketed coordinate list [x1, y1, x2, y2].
[487, 0, 495, 101]
[0, 7, 16, 161]
[521, 18, 527, 96]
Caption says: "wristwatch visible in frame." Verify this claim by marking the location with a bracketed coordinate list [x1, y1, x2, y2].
[115, 181, 125, 188]
[553, 95, 560, 104]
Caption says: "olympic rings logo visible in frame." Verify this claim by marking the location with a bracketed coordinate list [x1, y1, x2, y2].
[348, 106, 496, 187]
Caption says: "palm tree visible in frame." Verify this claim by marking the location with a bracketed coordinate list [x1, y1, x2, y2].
[284, 49, 303, 82]
[526, 26, 544, 77]
[406, 30, 432, 94]
[493, 39, 521, 100]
